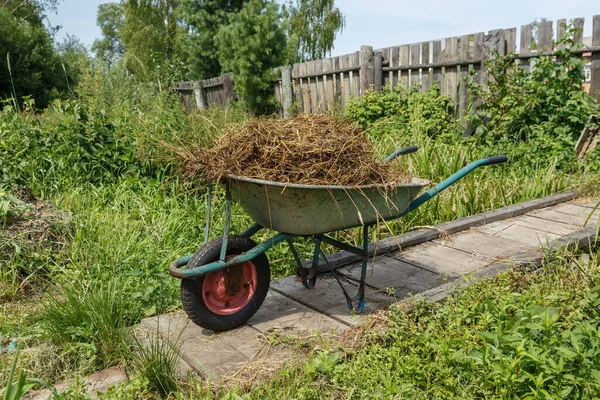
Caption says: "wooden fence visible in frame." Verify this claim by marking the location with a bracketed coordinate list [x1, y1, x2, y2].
[175, 14, 600, 116]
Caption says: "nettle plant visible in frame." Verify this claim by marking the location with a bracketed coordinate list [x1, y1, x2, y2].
[467, 25, 600, 168]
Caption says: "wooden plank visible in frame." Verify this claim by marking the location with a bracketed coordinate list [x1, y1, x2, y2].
[458, 35, 470, 119]
[410, 43, 420, 88]
[308, 60, 318, 113]
[520, 24, 533, 72]
[432, 40, 442, 89]
[292, 63, 303, 113]
[374, 51, 383, 92]
[349, 51, 360, 98]
[433, 230, 528, 259]
[399, 45, 409, 87]
[281, 66, 293, 117]
[300, 62, 311, 113]
[322, 57, 334, 112]
[360, 45, 374, 94]
[315, 59, 325, 112]
[528, 205, 600, 226]
[340, 55, 351, 108]
[333, 56, 342, 112]
[491, 224, 561, 248]
[270, 275, 391, 326]
[573, 17, 584, 46]
[390, 46, 399, 87]
[590, 15, 600, 102]
[421, 42, 430, 91]
[538, 20, 553, 54]
[575, 115, 599, 158]
[513, 215, 580, 236]
[339, 256, 443, 297]
[394, 241, 490, 277]
[381, 48, 390, 87]
[444, 37, 458, 109]
[505, 27, 517, 54]
[557, 19, 567, 49]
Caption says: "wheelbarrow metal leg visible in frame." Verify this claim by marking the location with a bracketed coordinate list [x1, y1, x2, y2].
[354, 225, 369, 312]
[220, 183, 232, 261]
[306, 235, 322, 288]
[204, 183, 213, 245]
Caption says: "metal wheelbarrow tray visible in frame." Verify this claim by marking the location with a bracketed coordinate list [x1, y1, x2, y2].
[168, 146, 508, 331]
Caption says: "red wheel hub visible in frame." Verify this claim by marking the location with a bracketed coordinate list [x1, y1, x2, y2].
[201, 259, 258, 316]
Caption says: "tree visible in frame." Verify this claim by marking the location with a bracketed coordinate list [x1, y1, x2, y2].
[91, 2, 125, 66]
[57, 34, 90, 89]
[282, 0, 344, 62]
[180, 0, 249, 79]
[0, 7, 69, 108]
[216, 0, 286, 114]
[120, 0, 186, 75]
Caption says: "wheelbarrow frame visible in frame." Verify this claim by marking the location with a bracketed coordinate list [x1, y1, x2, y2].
[169, 147, 507, 315]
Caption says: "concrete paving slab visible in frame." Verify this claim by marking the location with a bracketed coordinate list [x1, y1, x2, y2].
[337, 256, 443, 297]
[434, 230, 528, 259]
[393, 242, 491, 276]
[270, 274, 392, 325]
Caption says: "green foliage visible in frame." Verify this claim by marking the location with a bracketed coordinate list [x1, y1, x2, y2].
[216, 0, 287, 114]
[282, 0, 345, 62]
[41, 280, 131, 370]
[346, 85, 460, 138]
[91, 2, 125, 66]
[467, 25, 599, 169]
[0, 99, 145, 191]
[0, 191, 31, 225]
[132, 327, 181, 396]
[0, 347, 58, 400]
[120, 0, 188, 79]
[181, 0, 249, 79]
[0, 8, 69, 109]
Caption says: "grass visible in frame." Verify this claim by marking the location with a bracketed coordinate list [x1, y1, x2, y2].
[131, 326, 181, 397]
[41, 279, 131, 370]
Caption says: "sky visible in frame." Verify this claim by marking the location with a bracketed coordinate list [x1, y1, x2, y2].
[47, 0, 598, 57]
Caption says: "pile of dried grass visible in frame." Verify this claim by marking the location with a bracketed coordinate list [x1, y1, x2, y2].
[181, 114, 409, 186]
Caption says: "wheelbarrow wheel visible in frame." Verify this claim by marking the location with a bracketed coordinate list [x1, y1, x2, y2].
[180, 236, 270, 332]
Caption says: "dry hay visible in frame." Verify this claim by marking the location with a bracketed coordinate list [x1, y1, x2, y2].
[181, 114, 410, 186]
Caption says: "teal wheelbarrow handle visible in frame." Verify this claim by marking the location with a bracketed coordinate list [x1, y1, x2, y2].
[391, 155, 508, 220]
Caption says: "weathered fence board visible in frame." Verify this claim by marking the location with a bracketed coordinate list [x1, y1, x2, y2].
[175, 14, 600, 113]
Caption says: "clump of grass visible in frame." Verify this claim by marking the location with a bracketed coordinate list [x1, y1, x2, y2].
[178, 114, 410, 186]
[41, 279, 131, 370]
[132, 326, 181, 397]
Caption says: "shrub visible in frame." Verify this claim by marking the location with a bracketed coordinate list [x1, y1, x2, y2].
[467, 25, 600, 169]
[346, 85, 461, 139]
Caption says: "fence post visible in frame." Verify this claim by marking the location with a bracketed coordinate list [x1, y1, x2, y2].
[360, 45, 374, 94]
[193, 81, 206, 109]
[373, 51, 383, 92]
[281, 66, 293, 118]
[223, 73, 234, 103]
[590, 15, 600, 102]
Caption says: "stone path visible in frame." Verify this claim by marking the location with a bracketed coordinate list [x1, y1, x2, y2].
[138, 193, 599, 383]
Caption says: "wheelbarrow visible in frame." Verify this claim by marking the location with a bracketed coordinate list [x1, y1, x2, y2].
[169, 146, 508, 331]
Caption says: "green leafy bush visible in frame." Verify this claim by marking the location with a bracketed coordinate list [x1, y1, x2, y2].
[467, 26, 600, 169]
[346, 85, 459, 139]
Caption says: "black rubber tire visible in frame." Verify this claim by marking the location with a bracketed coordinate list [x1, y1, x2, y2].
[180, 236, 270, 331]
